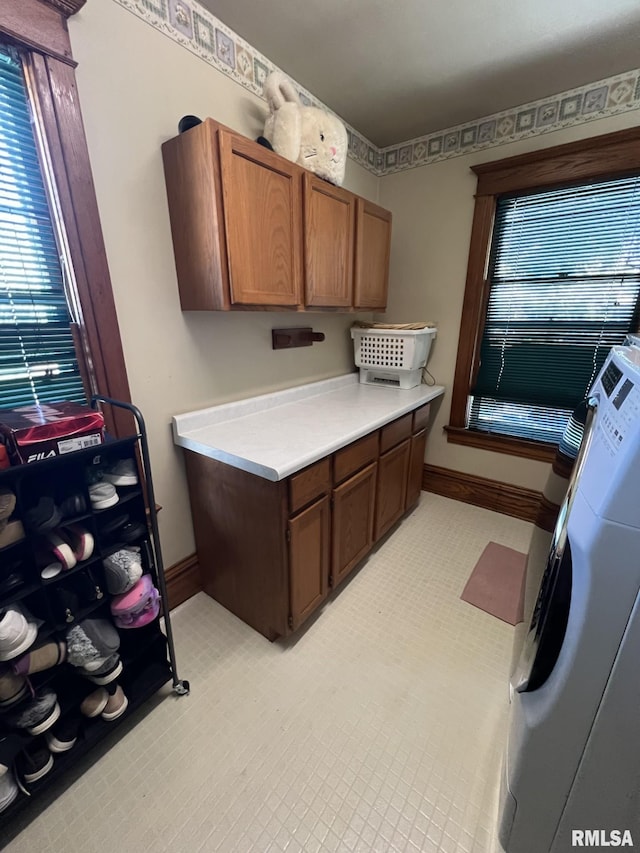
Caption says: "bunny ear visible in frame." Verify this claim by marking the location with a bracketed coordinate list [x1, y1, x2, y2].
[269, 102, 301, 162]
[263, 71, 301, 111]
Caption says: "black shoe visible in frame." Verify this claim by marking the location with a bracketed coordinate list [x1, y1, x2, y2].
[45, 716, 80, 754]
[0, 556, 25, 597]
[60, 493, 87, 519]
[0, 732, 28, 775]
[52, 587, 80, 627]
[24, 497, 62, 534]
[16, 738, 53, 784]
[0, 571, 25, 599]
[98, 513, 130, 537]
[4, 687, 60, 736]
[119, 521, 146, 544]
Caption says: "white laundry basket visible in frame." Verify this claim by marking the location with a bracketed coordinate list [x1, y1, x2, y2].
[350, 326, 436, 389]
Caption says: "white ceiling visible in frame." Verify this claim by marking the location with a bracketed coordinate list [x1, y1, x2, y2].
[199, 0, 640, 147]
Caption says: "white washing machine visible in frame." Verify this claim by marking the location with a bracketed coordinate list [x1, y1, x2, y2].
[499, 344, 640, 852]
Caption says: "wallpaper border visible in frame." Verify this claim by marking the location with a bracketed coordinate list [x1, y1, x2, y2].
[111, 0, 640, 178]
[110, 0, 378, 174]
[379, 69, 640, 175]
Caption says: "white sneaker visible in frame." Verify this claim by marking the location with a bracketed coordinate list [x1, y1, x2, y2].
[0, 606, 38, 662]
[103, 459, 138, 487]
[89, 482, 119, 510]
[0, 771, 19, 813]
[78, 654, 112, 673]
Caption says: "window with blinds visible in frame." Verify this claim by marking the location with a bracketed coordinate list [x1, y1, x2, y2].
[469, 176, 640, 446]
[0, 46, 85, 410]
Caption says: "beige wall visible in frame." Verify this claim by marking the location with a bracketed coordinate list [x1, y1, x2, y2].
[68, 0, 640, 565]
[68, 2, 379, 566]
[379, 111, 640, 493]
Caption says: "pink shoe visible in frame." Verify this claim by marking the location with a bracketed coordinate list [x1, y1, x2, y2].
[64, 525, 94, 562]
[45, 532, 76, 571]
[110, 575, 160, 629]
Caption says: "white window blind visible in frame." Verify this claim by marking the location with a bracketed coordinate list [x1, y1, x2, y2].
[469, 175, 640, 446]
[0, 46, 85, 410]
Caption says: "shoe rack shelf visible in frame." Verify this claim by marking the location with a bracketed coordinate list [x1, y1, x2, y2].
[0, 397, 188, 826]
[22, 661, 171, 800]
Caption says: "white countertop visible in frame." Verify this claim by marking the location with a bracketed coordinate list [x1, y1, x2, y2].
[173, 374, 444, 481]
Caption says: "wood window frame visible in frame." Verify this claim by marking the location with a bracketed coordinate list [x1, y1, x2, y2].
[1, 0, 132, 436]
[447, 126, 640, 462]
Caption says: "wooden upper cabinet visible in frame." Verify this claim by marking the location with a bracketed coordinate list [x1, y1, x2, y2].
[303, 173, 355, 307]
[354, 198, 392, 311]
[162, 118, 392, 311]
[161, 120, 231, 310]
[218, 129, 303, 306]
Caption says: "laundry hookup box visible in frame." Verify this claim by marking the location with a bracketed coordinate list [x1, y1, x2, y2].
[0, 402, 105, 466]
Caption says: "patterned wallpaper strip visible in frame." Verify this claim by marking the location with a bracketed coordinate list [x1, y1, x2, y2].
[379, 70, 640, 175]
[114, 0, 640, 177]
[113, 0, 377, 174]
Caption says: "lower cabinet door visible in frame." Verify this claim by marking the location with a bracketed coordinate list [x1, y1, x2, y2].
[405, 429, 427, 510]
[288, 495, 330, 630]
[375, 438, 411, 541]
[332, 462, 377, 587]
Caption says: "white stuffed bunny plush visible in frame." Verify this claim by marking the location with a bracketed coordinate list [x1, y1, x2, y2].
[263, 72, 348, 187]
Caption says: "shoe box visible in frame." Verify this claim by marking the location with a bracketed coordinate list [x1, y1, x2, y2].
[0, 403, 104, 466]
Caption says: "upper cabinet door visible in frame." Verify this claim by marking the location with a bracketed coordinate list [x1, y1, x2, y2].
[354, 198, 392, 311]
[303, 174, 355, 307]
[218, 130, 303, 306]
[161, 120, 231, 310]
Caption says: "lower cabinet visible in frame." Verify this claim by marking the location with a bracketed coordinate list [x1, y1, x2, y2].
[406, 428, 427, 510]
[184, 403, 432, 640]
[375, 439, 411, 541]
[332, 462, 377, 588]
[288, 496, 330, 630]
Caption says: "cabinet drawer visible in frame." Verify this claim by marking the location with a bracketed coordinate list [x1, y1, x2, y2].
[413, 403, 431, 433]
[380, 414, 412, 453]
[333, 432, 379, 485]
[289, 457, 332, 514]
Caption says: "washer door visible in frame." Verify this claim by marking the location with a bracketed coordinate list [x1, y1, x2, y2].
[514, 541, 573, 693]
[513, 397, 599, 693]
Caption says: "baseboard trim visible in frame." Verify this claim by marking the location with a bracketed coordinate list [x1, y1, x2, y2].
[537, 495, 561, 533]
[422, 464, 542, 524]
[165, 553, 202, 610]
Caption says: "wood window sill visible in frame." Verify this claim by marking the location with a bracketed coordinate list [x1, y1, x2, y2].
[444, 425, 558, 463]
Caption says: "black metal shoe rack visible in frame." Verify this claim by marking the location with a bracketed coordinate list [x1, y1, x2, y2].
[0, 397, 188, 824]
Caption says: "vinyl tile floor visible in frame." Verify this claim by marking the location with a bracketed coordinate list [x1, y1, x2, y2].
[3, 494, 532, 853]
